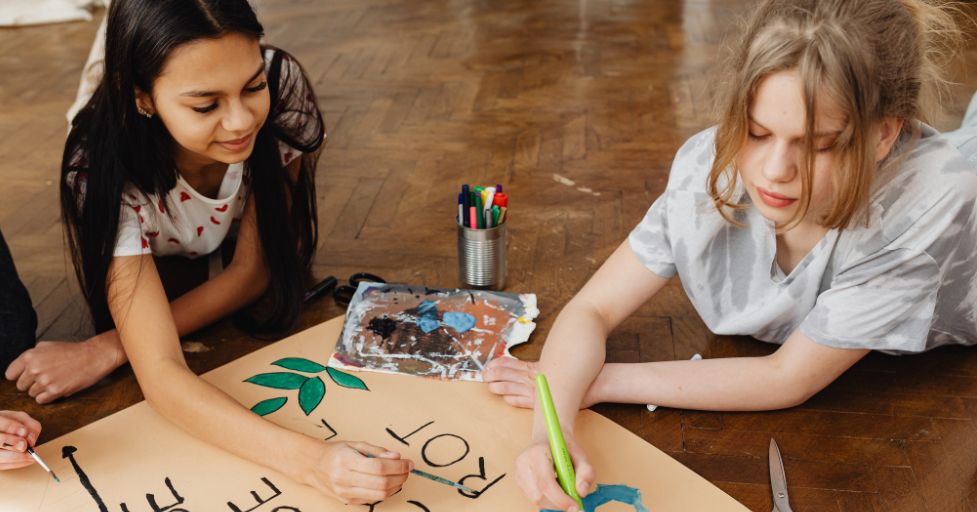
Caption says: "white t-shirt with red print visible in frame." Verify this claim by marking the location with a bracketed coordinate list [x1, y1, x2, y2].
[114, 162, 250, 258]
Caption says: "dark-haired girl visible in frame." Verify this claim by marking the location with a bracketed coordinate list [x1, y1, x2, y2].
[4, 0, 412, 504]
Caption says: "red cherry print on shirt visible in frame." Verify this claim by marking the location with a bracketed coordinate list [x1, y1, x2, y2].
[180, 191, 191, 202]
[141, 238, 149, 249]
[283, 151, 294, 164]
[210, 216, 221, 225]
[158, 200, 166, 214]
[196, 226, 204, 236]
[132, 204, 141, 213]
[138, 216, 144, 224]
[147, 231, 159, 237]
[189, 251, 198, 256]
[215, 204, 229, 213]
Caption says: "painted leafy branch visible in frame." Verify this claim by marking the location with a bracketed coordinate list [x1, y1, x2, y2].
[245, 357, 368, 417]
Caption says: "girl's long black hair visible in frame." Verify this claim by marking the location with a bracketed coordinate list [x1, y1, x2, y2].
[61, 0, 322, 335]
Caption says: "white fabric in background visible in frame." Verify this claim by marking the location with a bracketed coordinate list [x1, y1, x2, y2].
[0, 0, 106, 28]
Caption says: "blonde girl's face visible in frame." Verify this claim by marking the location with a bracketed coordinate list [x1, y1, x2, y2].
[735, 69, 846, 229]
[137, 32, 270, 169]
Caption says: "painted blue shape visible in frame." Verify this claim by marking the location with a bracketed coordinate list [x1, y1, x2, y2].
[442, 312, 476, 333]
[417, 316, 440, 333]
[416, 300, 439, 319]
[540, 484, 648, 512]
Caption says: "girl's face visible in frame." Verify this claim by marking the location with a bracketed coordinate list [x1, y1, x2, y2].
[735, 69, 845, 230]
[137, 32, 270, 169]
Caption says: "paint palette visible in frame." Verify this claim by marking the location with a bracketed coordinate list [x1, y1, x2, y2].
[329, 283, 538, 380]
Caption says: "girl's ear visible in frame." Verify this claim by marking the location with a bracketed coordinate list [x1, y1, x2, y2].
[134, 87, 156, 117]
[875, 117, 904, 162]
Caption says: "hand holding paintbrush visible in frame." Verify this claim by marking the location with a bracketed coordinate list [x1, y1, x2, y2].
[0, 410, 58, 481]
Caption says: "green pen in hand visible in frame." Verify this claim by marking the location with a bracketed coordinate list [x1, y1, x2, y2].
[536, 373, 585, 510]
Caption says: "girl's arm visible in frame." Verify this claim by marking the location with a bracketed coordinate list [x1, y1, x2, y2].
[8, 197, 272, 404]
[107, 253, 411, 504]
[485, 240, 671, 510]
[588, 329, 868, 410]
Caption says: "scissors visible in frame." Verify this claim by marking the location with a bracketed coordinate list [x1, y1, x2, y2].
[769, 438, 793, 512]
[303, 272, 386, 307]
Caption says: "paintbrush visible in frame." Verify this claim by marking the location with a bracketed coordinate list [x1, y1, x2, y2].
[26, 447, 60, 483]
[360, 452, 477, 493]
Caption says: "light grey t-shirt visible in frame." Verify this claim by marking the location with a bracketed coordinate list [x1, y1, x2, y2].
[629, 124, 977, 354]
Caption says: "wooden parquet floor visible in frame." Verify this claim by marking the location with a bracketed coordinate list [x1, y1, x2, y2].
[2, 1, 977, 510]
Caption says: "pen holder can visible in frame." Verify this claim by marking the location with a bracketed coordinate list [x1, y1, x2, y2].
[457, 221, 507, 290]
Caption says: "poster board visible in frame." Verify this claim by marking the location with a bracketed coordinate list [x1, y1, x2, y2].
[1, 316, 748, 511]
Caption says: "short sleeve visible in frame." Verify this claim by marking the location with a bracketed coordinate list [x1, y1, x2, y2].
[113, 201, 152, 257]
[800, 248, 940, 353]
[267, 48, 325, 166]
[628, 191, 676, 278]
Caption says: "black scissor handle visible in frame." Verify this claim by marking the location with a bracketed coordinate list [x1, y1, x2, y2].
[334, 272, 387, 307]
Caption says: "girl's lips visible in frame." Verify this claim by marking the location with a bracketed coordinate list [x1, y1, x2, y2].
[217, 133, 253, 151]
[757, 187, 797, 208]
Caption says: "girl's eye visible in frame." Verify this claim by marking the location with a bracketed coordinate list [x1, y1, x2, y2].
[245, 81, 267, 93]
[192, 103, 218, 114]
[748, 131, 768, 141]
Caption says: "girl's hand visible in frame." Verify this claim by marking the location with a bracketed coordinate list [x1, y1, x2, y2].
[0, 411, 41, 470]
[515, 436, 595, 512]
[484, 357, 538, 408]
[306, 441, 413, 505]
[5, 331, 126, 404]
[484, 357, 601, 409]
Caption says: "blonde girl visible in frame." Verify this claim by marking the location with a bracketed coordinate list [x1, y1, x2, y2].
[485, 1, 977, 509]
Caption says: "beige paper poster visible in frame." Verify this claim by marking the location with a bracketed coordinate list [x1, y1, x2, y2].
[1, 316, 748, 511]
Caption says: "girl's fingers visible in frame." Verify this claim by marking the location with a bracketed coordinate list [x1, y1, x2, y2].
[347, 441, 396, 458]
[0, 412, 40, 446]
[487, 380, 533, 397]
[484, 357, 537, 377]
[0, 449, 34, 470]
[0, 433, 28, 452]
[345, 443, 411, 476]
[335, 485, 398, 505]
[346, 470, 409, 492]
[14, 370, 36, 393]
[4, 356, 24, 381]
[536, 469, 579, 511]
[485, 365, 535, 385]
[503, 393, 535, 409]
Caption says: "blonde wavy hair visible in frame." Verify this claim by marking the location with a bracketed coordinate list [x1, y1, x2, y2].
[709, 0, 963, 230]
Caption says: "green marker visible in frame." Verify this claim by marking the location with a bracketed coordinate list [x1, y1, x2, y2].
[536, 373, 584, 509]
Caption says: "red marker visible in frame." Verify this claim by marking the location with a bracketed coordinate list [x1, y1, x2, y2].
[469, 206, 478, 229]
[494, 193, 508, 208]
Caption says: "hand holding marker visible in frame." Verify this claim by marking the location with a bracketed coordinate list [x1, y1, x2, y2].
[536, 373, 585, 510]
[458, 183, 507, 228]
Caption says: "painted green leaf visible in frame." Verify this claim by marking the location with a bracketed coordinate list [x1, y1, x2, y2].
[272, 357, 328, 373]
[244, 372, 308, 390]
[298, 376, 326, 416]
[325, 367, 369, 391]
[250, 397, 287, 416]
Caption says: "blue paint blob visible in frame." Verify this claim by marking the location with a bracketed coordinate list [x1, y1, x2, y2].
[442, 312, 476, 333]
[540, 484, 648, 512]
[416, 300, 439, 319]
[417, 317, 440, 333]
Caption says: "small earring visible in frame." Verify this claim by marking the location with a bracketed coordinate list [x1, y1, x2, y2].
[137, 106, 153, 118]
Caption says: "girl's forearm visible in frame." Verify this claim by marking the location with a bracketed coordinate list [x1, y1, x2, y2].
[95, 263, 268, 363]
[139, 359, 318, 484]
[167, 262, 268, 335]
[587, 356, 805, 411]
[532, 300, 610, 439]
